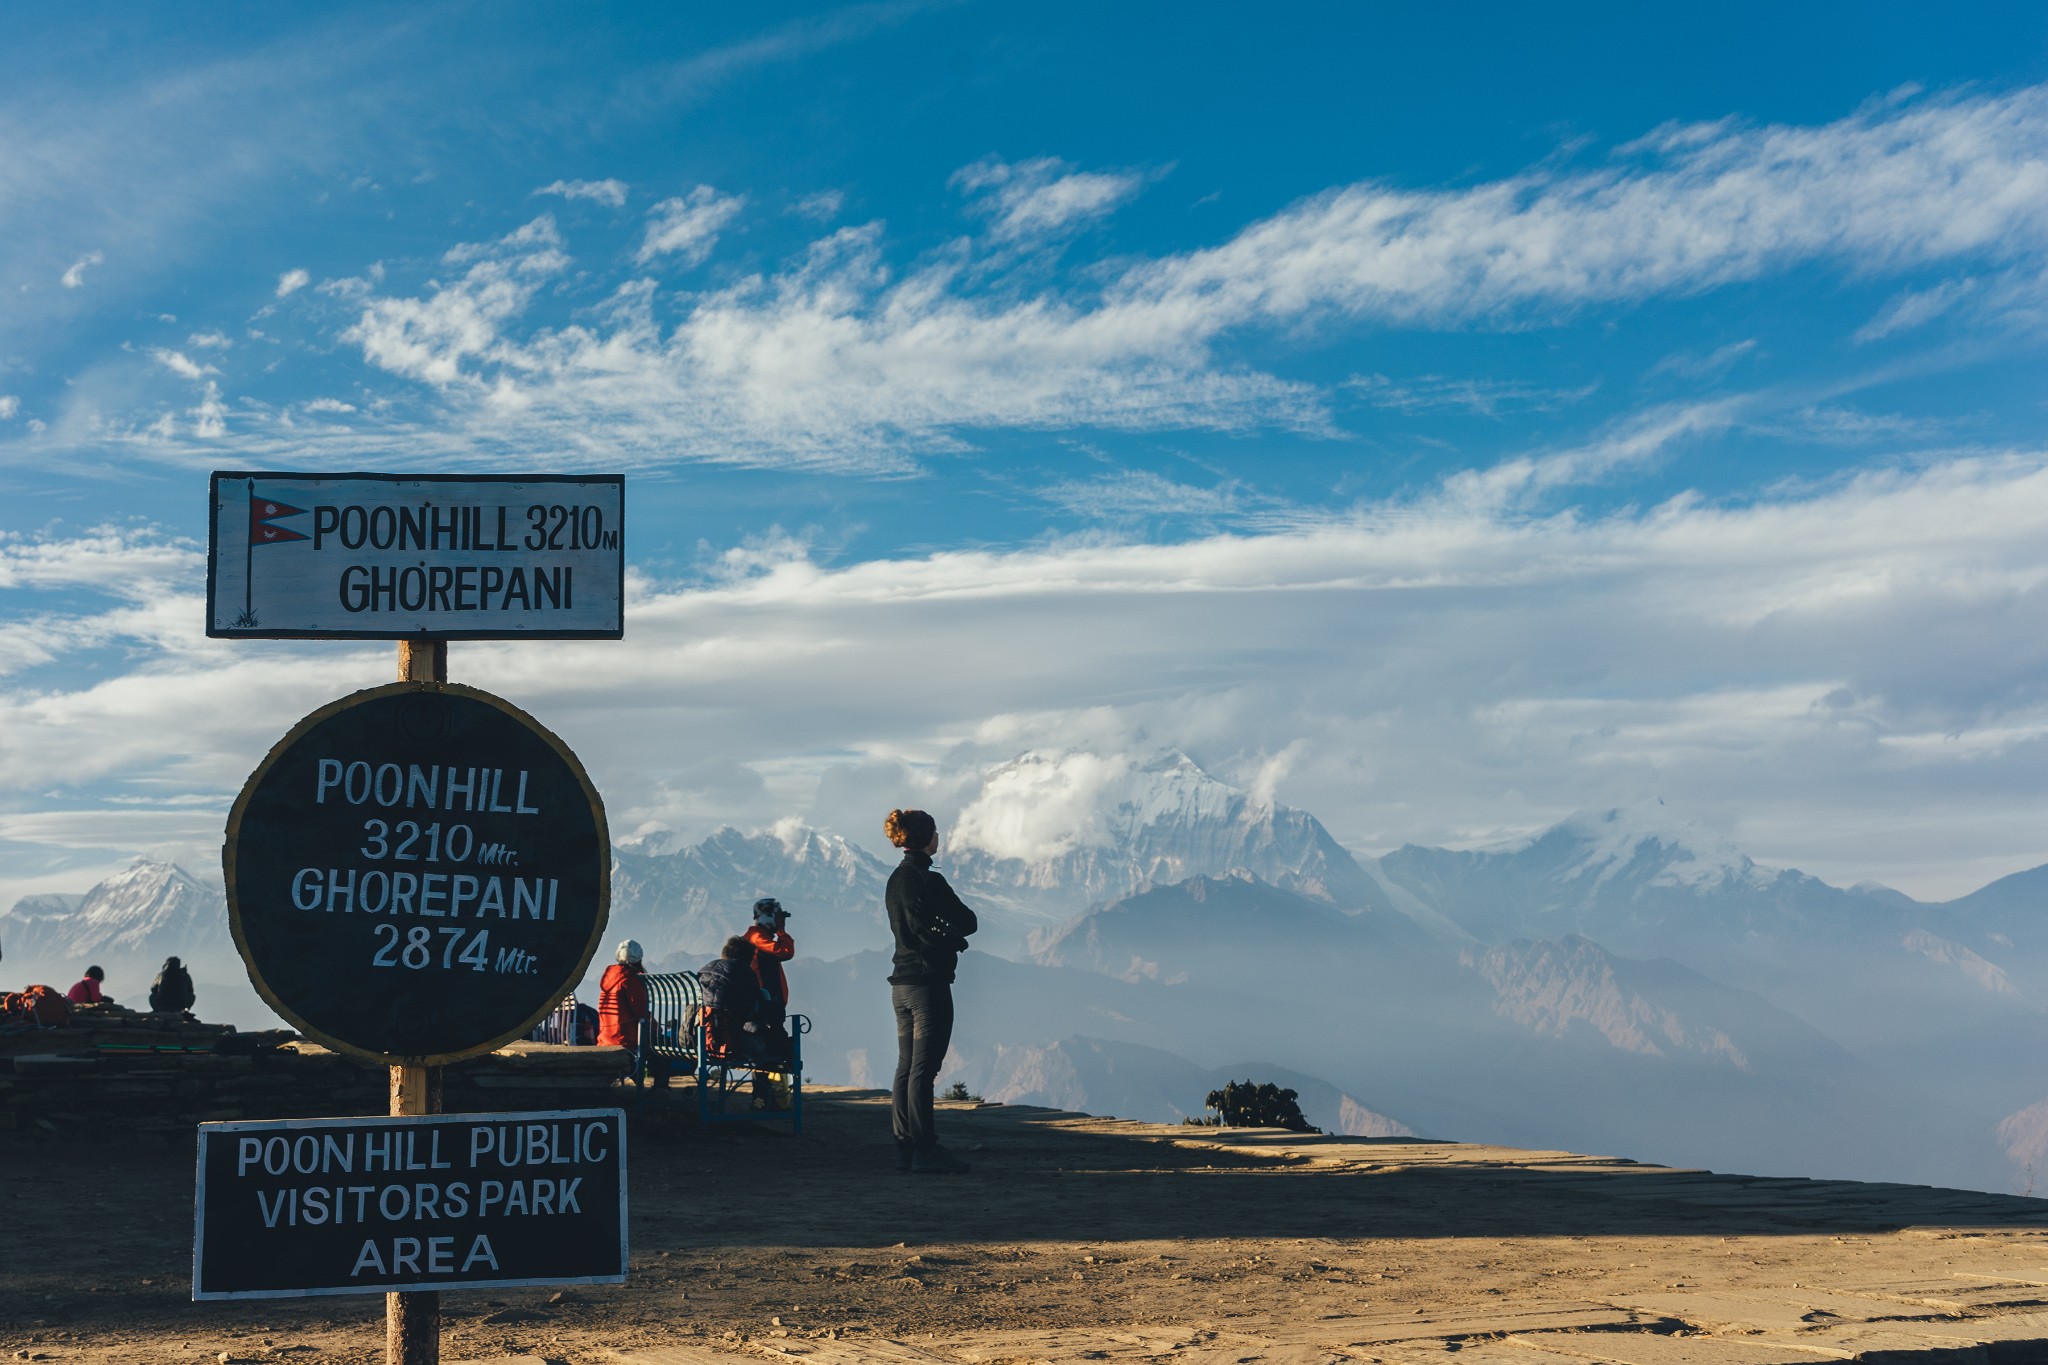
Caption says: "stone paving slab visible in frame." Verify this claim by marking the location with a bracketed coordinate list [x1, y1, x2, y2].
[604, 1349, 757, 1364]
[1503, 1331, 1839, 1365]
[1611, 1291, 1949, 1333]
[1298, 1306, 1668, 1347]
[1716, 1331, 1987, 1363]
[1395, 1341, 1614, 1365]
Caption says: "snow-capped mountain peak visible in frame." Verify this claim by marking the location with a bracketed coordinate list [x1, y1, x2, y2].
[607, 822, 893, 969]
[1539, 805, 1771, 893]
[0, 859, 225, 971]
[948, 748, 1387, 931]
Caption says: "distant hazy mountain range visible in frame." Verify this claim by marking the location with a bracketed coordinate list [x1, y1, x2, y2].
[7, 749, 2045, 1194]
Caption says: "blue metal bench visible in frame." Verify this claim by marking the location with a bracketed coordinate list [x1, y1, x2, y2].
[639, 970, 810, 1132]
[529, 993, 581, 1044]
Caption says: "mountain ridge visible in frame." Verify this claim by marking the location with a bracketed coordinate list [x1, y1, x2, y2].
[5, 752, 2045, 1194]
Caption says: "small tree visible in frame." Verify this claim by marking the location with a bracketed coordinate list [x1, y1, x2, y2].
[1194, 1079, 1317, 1132]
[942, 1081, 982, 1103]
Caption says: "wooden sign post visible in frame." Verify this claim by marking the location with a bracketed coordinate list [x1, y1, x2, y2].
[208, 474, 625, 1365]
[392, 638, 445, 1365]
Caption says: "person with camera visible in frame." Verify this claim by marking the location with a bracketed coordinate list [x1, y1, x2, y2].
[745, 896, 795, 1027]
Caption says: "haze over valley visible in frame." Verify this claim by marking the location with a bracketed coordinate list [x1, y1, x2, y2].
[11, 748, 2044, 1195]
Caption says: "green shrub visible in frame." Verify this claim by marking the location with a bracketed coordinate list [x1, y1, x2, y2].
[1192, 1079, 1317, 1132]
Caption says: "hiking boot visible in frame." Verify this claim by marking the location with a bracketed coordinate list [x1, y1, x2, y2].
[911, 1146, 971, 1175]
[895, 1142, 914, 1173]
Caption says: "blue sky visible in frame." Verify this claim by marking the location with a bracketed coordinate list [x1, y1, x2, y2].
[5, 2, 2048, 908]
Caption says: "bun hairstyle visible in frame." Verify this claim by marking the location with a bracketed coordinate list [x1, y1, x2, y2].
[884, 808, 937, 850]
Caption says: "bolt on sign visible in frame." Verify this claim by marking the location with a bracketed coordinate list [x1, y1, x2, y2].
[226, 682, 610, 1064]
[206, 471, 624, 639]
[193, 1110, 627, 1299]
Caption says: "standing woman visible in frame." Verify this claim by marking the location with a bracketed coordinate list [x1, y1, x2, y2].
[884, 808, 977, 1174]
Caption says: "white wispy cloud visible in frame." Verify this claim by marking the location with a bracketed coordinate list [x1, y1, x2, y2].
[1122, 88, 2048, 330]
[609, 1, 936, 117]
[1440, 399, 1743, 507]
[8, 450, 2048, 899]
[1855, 278, 1978, 342]
[0, 9, 501, 354]
[300, 397, 356, 414]
[1784, 405, 1950, 444]
[0, 397, 18, 421]
[322, 216, 1317, 471]
[190, 381, 227, 438]
[187, 330, 232, 349]
[791, 189, 845, 221]
[535, 178, 629, 208]
[276, 268, 311, 298]
[952, 751, 1134, 861]
[952, 156, 1155, 240]
[635, 185, 745, 266]
[60, 251, 103, 288]
[148, 348, 217, 380]
[1649, 339, 1758, 380]
[1348, 373, 1600, 417]
[313, 86, 2048, 472]
[341, 217, 570, 386]
[0, 526, 195, 593]
[1038, 469, 1246, 520]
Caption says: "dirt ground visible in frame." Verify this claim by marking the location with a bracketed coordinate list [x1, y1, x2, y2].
[9, 1086, 2048, 1365]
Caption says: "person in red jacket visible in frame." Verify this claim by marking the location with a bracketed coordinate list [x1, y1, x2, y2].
[598, 938, 669, 1085]
[597, 939, 655, 1076]
[745, 897, 795, 1022]
[66, 964, 112, 1005]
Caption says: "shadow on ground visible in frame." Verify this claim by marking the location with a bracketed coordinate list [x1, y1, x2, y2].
[627, 1087, 2048, 1247]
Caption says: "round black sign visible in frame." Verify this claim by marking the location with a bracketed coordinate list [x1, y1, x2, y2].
[226, 682, 610, 1064]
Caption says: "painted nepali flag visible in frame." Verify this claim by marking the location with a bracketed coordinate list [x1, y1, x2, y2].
[249, 493, 310, 545]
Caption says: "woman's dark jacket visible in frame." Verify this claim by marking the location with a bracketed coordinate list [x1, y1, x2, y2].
[886, 850, 979, 985]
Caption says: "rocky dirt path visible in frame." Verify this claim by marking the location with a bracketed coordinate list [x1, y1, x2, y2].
[8, 1087, 2048, 1365]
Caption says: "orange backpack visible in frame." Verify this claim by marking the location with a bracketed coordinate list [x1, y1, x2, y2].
[2, 984, 71, 1028]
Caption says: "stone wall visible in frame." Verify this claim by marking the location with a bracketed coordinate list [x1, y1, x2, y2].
[3, 1012, 633, 1138]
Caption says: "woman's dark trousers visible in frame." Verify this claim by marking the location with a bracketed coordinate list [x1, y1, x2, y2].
[891, 981, 955, 1151]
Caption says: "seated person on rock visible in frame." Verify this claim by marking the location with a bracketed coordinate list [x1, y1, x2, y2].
[66, 964, 112, 1005]
[148, 955, 196, 1016]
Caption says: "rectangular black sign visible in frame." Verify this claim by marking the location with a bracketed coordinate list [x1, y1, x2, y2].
[193, 1108, 626, 1299]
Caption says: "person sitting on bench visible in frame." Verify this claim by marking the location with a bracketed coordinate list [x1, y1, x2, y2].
[600, 939, 669, 1086]
[698, 936, 787, 1066]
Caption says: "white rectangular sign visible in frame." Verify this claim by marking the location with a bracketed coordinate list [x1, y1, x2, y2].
[208, 472, 624, 639]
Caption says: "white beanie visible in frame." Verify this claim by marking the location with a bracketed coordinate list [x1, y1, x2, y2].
[616, 939, 643, 964]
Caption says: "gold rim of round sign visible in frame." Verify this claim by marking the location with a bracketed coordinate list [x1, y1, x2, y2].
[223, 680, 611, 1067]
